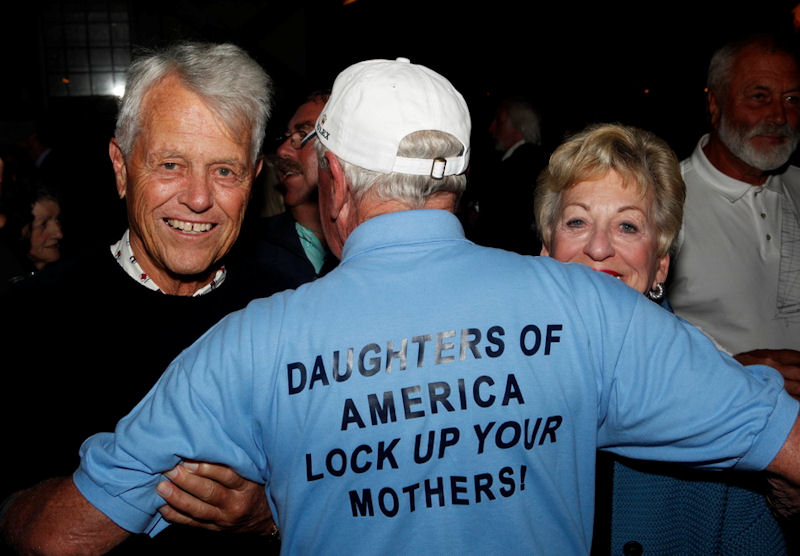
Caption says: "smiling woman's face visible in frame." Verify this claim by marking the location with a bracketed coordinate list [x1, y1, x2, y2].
[541, 169, 669, 295]
[27, 198, 62, 270]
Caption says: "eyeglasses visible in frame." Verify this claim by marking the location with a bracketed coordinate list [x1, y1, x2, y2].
[278, 129, 317, 149]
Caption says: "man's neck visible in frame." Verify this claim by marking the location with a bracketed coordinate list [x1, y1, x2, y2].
[127, 237, 217, 297]
[291, 202, 325, 244]
[356, 191, 459, 226]
[156, 272, 216, 297]
[703, 133, 769, 186]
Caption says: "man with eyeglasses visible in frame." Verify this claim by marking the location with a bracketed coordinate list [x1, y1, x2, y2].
[244, 91, 336, 287]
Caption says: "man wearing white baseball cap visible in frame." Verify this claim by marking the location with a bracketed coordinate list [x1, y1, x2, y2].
[9, 57, 800, 555]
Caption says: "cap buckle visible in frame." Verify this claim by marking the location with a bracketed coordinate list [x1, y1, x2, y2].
[431, 157, 447, 179]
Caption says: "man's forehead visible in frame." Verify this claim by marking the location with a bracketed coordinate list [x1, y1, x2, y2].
[288, 100, 325, 131]
[733, 48, 800, 89]
[137, 76, 252, 160]
[289, 120, 315, 132]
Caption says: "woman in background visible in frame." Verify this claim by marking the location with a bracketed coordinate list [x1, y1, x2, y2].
[535, 123, 788, 555]
[0, 182, 63, 289]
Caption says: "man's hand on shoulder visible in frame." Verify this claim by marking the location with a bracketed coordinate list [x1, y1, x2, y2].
[157, 461, 277, 537]
[735, 349, 800, 400]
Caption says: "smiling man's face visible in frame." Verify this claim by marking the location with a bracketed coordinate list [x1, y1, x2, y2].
[713, 44, 800, 172]
[109, 74, 258, 295]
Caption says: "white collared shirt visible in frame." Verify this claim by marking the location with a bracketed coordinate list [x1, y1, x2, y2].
[669, 134, 800, 353]
[110, 229, 226, 296]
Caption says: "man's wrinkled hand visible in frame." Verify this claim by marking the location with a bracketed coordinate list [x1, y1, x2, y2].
[735, 349, 800, 400]
[156, 460, 277, 537]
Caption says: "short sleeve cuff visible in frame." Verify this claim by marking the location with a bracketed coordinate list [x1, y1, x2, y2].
[737, 388, 800, 471]
[73, 468, 168, 536]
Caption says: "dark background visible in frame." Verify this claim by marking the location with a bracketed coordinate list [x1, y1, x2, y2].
[1, 0, 799, 247]
[3, 1, 800, 154]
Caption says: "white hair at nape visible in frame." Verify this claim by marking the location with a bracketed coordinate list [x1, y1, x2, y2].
[317, 130, 467, 208]
[115, 42, 273, 162]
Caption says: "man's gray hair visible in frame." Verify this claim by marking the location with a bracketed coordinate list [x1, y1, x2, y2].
[316, 131, 467, 207]
[707, 34, 798, 106]
[115, 42, 273, 162]
[501, 97, 541, 145]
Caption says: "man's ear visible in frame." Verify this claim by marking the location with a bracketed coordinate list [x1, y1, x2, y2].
[109, 139, 128, 199]
[325, 151, 350, 220]
[708, 90, 721, 130]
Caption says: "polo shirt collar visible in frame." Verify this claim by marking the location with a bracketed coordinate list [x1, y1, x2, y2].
[341, 209, 467, 263]
[691, 134, 761, 203]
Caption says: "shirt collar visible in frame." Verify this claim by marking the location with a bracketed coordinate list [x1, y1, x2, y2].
[502, 139, 527, 161]
[110, 229, 226, 296]
[295, 221, 326, 274]
[691, 134, 780, 202]
[340, 209, 467, 263]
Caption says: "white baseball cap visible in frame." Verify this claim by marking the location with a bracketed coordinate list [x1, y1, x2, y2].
[314, 57, 471, 179]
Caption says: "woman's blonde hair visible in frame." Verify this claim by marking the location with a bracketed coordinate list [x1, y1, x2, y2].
[535, 123, 685, 257]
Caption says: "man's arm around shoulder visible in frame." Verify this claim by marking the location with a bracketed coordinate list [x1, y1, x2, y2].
[1, 477, 128, 556]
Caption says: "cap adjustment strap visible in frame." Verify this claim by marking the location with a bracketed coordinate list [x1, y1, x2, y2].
[392, 154, 466, 178]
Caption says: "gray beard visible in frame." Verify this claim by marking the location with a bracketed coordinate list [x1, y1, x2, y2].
[717, 115, 800, 171]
